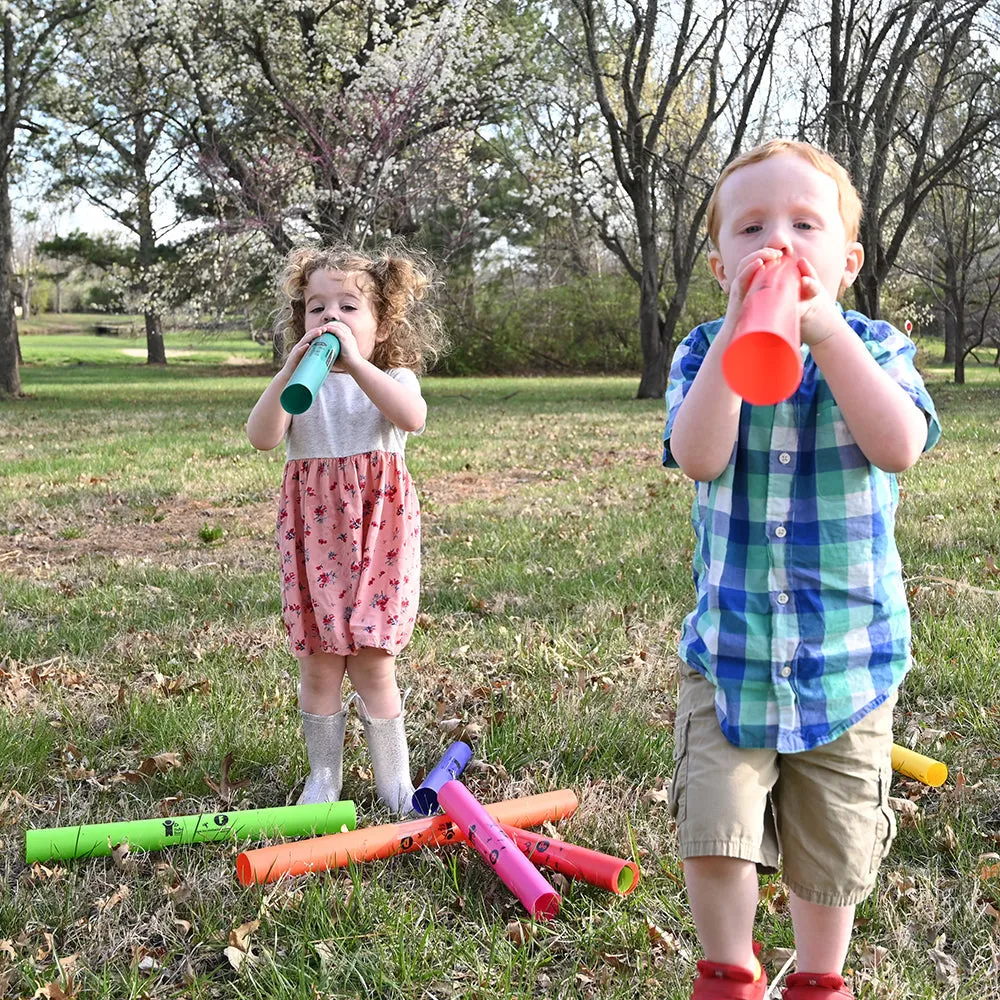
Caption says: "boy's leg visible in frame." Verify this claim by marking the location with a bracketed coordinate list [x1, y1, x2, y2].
[787, 894, 854, 973]
[685, 856, 761, 968]
[671, 668, 780, 970]
[774, 694, 897, 976]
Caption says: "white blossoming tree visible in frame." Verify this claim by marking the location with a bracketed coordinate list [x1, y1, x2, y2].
[165, 0, 529, 254]
[43, 0, 192, 364]
[0, 0, 95, 396]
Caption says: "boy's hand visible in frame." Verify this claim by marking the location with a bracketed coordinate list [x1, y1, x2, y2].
[719, 247, 786, 340]
[796, 257, 847, 347]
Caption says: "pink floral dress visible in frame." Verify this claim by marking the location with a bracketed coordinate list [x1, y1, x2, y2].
[277, 452, 420, 656]
[275, 369, 423, 658]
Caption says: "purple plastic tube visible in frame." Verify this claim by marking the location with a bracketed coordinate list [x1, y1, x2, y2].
[411, 741, 473, 816]
[437, 779, 560, 920]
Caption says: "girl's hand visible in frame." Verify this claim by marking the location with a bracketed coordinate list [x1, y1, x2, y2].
[323, 319, 364, 373]
[281, 326, 326, 375]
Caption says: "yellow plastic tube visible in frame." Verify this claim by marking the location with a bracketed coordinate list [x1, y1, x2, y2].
[891, 743, 948, 787]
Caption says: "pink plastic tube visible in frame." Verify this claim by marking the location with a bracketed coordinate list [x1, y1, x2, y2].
[437, 780, 561, 920]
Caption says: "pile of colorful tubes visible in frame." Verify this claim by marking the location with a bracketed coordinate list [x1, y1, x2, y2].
[23, 740, 945, 921]
[235, 741, 640, 919]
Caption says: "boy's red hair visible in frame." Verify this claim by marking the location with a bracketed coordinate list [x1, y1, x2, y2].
[707, 140, 863, 246]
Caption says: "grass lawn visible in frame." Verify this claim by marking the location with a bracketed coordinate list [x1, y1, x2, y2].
[1, 325, 998, 999]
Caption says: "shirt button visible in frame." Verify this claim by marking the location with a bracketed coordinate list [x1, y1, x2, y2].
[778, 452, 791, 465]
[775, 525, 787, 538]
[776, 592, 789, 605]
[780, 665, 792, 678]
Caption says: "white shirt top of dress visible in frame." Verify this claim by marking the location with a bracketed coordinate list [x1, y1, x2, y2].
[285, 367, 423, 460]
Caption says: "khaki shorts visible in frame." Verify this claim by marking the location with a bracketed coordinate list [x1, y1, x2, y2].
[668, 668, 897, 907]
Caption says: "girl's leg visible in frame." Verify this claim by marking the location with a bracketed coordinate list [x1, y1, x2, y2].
[684, 855, 761, 969]
[296, 652, 349, 805]
[345, 647, 402, 717]
[347, 648, 414, 814]
[788, 894, 854, 974]
[298, 651, 348, 714]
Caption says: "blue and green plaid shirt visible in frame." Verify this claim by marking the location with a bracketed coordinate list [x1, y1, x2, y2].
[663, 310, 941, 752]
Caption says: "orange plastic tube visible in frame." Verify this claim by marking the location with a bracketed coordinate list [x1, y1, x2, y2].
[503, 825, 640, 896]
[891, 743, 948, 787]
[722, 255, 802, 405]
[236, 788, 578, 885]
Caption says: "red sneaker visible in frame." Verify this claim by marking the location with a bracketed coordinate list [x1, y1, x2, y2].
[782, 972, 855, 999]
[691, 958, 768, 1000]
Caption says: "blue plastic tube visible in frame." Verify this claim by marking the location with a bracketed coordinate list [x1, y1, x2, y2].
[411, 741, 473, 816]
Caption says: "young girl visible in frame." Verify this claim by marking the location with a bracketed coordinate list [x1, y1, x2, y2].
[247, 243, 445, 815]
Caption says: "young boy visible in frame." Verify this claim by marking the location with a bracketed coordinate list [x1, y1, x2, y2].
[662, 140, 940, 1000]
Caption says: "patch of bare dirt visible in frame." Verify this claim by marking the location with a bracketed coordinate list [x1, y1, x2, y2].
[585, 446, 661, 468]
[1, 497, 277, 577]
[3, 456, 624, 577]
[421, 449, 658, 508]
[119, 348, 194, 358]
[421, 469, 549, 505]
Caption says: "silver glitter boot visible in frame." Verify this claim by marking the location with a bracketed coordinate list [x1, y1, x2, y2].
[296, 697, 353, 805]
[356, 691, 416, 816]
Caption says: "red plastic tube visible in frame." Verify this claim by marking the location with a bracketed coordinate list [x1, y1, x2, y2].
[503, 825, 640, 896]
[722, 255, 802, 405]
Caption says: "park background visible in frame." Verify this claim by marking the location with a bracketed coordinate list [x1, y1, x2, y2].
[2, 1, 1000, 998]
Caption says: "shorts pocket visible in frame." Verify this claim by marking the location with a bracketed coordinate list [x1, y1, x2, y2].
[869, 764, 897, 874]
[668, 711, 692, 825]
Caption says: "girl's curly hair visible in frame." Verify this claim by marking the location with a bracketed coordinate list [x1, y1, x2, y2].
[274, 241, 447, 374]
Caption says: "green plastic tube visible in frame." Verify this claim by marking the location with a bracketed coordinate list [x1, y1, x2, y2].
[24, 800, 357, 863]
[280, 333, 341, 414]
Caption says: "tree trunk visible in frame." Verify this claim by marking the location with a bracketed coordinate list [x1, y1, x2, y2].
[953, 307, 965, 385]
[0, 170, 22, 396]
[19, 275, 31, 319]
[137, 182, 167, 365]
[942, 309, 956, 364]
[640, 262, 696, 399]
[852, 267, 881, 319]
[636, 313, 671, 398]
[635, 236, 668, 398]
[145, 311, 165, 363]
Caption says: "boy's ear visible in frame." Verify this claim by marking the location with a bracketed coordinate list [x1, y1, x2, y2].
[708, 249, 729, 292]
[840, 241, 864, 289]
